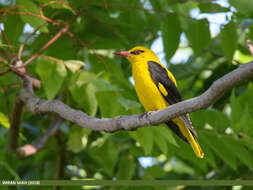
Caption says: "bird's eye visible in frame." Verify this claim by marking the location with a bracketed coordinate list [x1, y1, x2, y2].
[130, 50, 144, 55]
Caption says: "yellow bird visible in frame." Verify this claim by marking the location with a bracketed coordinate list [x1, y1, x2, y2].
[114, 46, 204, 158]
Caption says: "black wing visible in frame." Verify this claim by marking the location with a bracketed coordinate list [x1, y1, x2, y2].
[148, 61, 182, 105]
[148, 61, 197, 139]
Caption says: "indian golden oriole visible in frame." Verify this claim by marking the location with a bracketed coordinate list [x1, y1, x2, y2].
[114, 46, 204, 158]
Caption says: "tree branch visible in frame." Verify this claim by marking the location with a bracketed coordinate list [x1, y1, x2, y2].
[54, 130, 66, 181]
[0, 81, 11, 118]
[17, 61, 253, 133]
[17, 116, 63, 158]
[8, 95, 24, 152]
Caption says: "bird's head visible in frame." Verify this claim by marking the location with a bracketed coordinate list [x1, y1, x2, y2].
[114, 46, 159, 64]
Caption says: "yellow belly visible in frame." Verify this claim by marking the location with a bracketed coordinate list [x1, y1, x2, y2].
[132, 65, 168, 111]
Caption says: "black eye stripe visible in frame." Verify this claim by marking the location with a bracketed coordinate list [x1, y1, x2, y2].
[130, 50, 144, 55]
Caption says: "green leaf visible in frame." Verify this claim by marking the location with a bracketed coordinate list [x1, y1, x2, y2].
[117, 97, 141, 110]
[183, 18, 211, 55]
[154, 126, 178, 147]
[237, 83, 253, 115]
[240, 105, 253, 136]
[36, 57, 67, 100]
[221, 21, 237, 61]
[206, 109, 229, 133]
[102, 57, 131, 89]
[161, 14, 182, 61]
[131, 128, 154, 155]
[199, 2, 230, 13]
[16, 0, 48, 33]
[76, 71, 100, 87]
[249, 23, 253, 41]
[0, 160, 20, 180]
[171, 158, 195, 175]
[190, 111, 206, 130]
[64, 60, 85, 73]
[96, 91, 126, 118]
[45, 0, 74, 13]
[191, 109, 229, 132]
[229, 0, 253, 16]
[234, 50, 253, 64]
[230, 90, 244, 132]
[241, 137, 253, 152]
[202, 132, 237, 170]
[0, 62, 8, 72]
[87, 37, 126, 49]
[92, 140, 119, 177]
[223, 136, 253, 170]
[149, 0, 168, 10]
[154, 129, 168, 155]
[67, 125, 91, 153]
[4, 15, 24, 46]
[229, 85, 253, 134]
[0, 112, 10, 128]
[172, 136, 208, 171]
[116, 156, 135, 179]
[69, 72, 98, 116]
[198, 134, 217, 168]
[83, 83, 98, 116]
[144, 165, 166, 179]
[93, 79, 120, 92]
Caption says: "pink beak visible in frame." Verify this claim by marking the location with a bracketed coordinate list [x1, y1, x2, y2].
[114, 51, 130, 57]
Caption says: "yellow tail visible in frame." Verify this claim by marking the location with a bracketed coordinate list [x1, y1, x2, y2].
[174, 118, 204, 158]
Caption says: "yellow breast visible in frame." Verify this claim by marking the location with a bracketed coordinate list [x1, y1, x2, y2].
[132, 62, 168, 111]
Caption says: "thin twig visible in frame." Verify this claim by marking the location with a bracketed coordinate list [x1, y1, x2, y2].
[0, 48, 12, 61]
[104, 0, 109, 10]
[0, 29, 15, 56]
[0, 69, 10, 75]
[18, 23, 47, 61]
[16, 1, 91, 68]
[7, 10, 56, 24]
[66, 31, 110, 72]
[35, 117, 63, 150]
[41, 1, 65, 8]
[22, 26, 69, 67]
[40, 55, 64, 64]
[82, 12, 126, 41]
[0, 55, 4, 63]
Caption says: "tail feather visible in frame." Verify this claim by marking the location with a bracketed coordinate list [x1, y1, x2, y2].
[166, 120, 188, 143]
[166, 118, 204, 159]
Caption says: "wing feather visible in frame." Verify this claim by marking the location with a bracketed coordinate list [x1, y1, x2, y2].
[148, 61, 197, 137]
[147, 61, 182, 104]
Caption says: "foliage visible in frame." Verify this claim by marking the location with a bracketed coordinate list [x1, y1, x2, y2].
[0, 0, 253, 189]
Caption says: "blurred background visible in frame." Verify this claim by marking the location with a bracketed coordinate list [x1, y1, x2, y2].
[1, 0, 253, 189]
